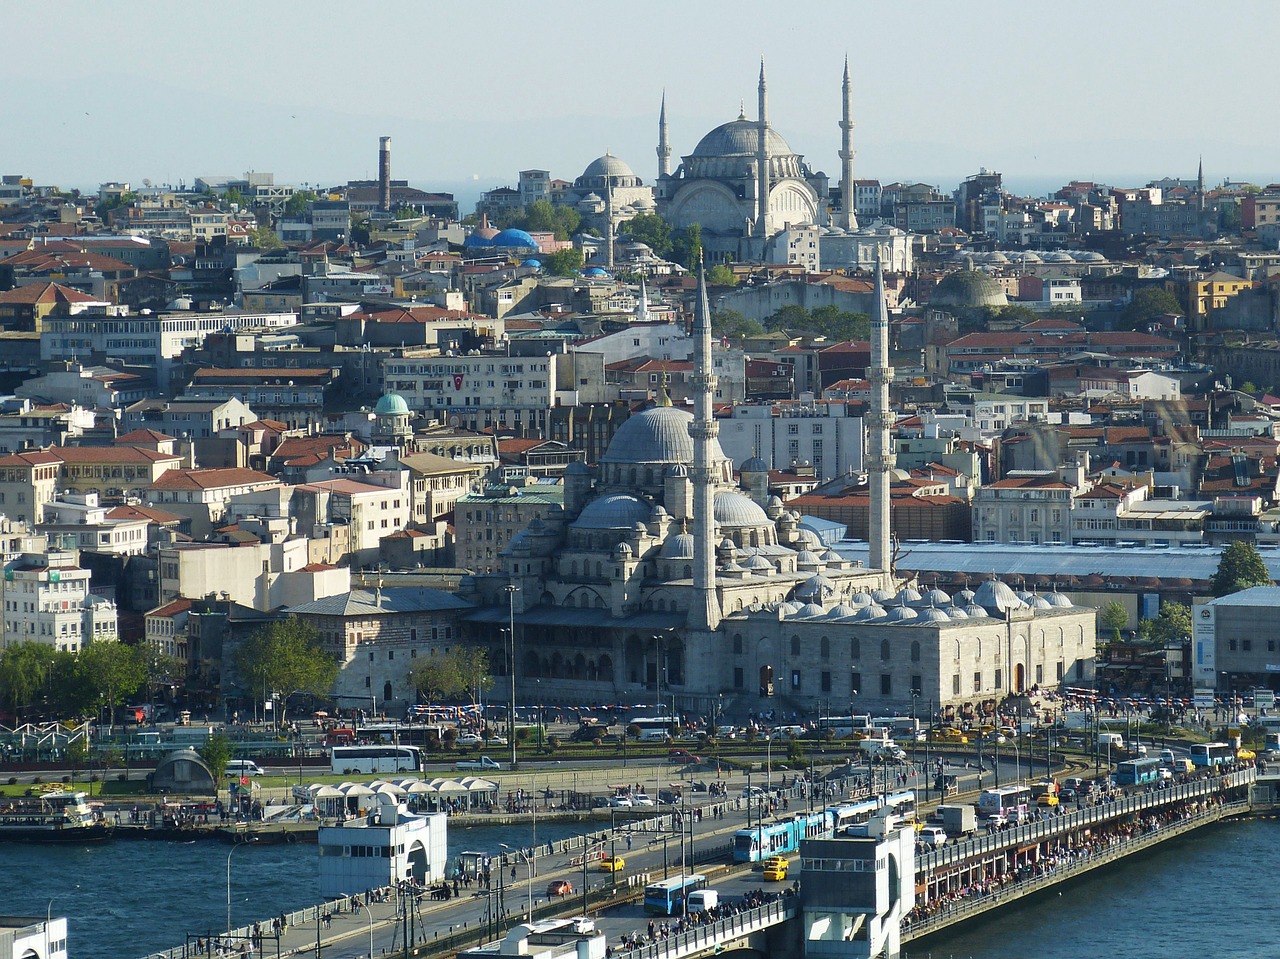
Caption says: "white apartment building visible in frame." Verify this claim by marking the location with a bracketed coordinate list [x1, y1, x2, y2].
[1, 549, 115, 653]
[293, 477, 411, 567]
[717, 400, 865, 481]
[41, 310, 298, 383]
[147, 467, 281, 537]
[381, 351, 587, 434]
[157, 539, 349, 611]
[40, 493, 150, 556]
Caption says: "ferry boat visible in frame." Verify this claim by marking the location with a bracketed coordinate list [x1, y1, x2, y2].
[0, 791, 113, 842]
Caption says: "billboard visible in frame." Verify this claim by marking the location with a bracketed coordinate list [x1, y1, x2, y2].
[1192, 603, 1216, 686]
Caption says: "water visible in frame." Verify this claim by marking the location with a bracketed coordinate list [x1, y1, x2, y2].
[0, 822, 586, 959]
[907, 819, 1280, 959]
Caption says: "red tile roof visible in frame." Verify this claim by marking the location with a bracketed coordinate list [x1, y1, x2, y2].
[0, 281, 99, 306]
[150, 468, 279, 490]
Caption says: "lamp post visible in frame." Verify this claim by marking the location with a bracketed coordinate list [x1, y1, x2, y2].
[504, 584, 519, 770]
[358, 901, 374, 959]
[500, 844, 533, 919]
[362, 640, 376, 723]
[226, 840, 252, 942]
[582, 836, 606, 918]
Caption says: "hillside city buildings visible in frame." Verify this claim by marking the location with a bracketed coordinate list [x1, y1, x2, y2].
[4, 58, 1280, 722]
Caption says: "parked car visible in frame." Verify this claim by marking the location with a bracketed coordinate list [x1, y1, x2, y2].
[608, 796, 633, 808]
[546, 880, 574, 897]
[456, 733, 484, 747]
[631, 794, 655, 807]
[669, 749, 702, 764]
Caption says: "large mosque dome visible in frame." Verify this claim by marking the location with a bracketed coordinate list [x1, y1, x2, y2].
[571, 493, 650, 530]
[930, 270, 1008, 309]
[692, 117, 796, 160]
[600, 406, 696, 465]
[577, 153, 643, 189]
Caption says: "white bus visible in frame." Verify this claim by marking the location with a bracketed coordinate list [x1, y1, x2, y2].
[977, 785, 1032, 819]
[330, 745, 422, 775]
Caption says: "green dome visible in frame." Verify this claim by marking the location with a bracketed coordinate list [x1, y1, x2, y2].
[930, 270, 1008, 308]
[375, 393, 410, 415]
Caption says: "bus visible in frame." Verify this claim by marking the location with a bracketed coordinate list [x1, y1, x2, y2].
[977, 786, 1031, 818]
[330, 745, 422, 775]
[1189, 742, 1234, 768]
[1113, 757, 1162, 786]
[816, 715, 874, 738]
[873, 717, 923, 741]
[644, 874, 706, 915]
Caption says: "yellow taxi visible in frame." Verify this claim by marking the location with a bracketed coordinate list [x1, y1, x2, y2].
[598, 855, 626, 873]
[762, 856, 789, 881]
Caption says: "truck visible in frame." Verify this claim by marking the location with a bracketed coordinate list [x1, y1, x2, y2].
[861, 740, 907, 762]
[936, 803, 977, 837]
[455, 756, 507, 772]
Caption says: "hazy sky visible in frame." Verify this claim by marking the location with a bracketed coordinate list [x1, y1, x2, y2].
[5, 0, 1279, 207]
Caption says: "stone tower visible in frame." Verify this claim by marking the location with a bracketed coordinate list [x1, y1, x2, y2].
[867, 258, 896, 574]
[687, 260, 722, 631]
[756, 59, 770, 239]
[657, 91, 671, 179]
[838, 57, 859, 231]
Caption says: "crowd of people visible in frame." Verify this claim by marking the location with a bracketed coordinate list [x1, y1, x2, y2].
[608, 888, 795, 957]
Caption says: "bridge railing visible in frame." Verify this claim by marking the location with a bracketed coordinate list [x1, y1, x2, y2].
[904, 799, 1249, 940]
[918, 767, 1255, 874]
[610, 895, 796, 959]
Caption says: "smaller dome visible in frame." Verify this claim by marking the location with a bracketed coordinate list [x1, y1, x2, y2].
[796, 549, 822, 566]
[650, 504, 669, 519]
[584, 267, 609, 276]
[924, 587, 952, 606]
[795, 529, 822, 549]
[956, 588, 976, 603]
[947, 606, 969, 620]
[374, 393, 410, 415]
[528, 516, 545, 531]
[916, 607, 951, 624]
[896, 586, 923, 604]
[666, 464, 689, 478]
[796, 603, 827, 618]
[507, 530, 530, 552]
[963, 603, 990, 619]
[883, 604, 919, 623]
[853, 604, 888, 622]
[714, 491, 772, 528]
[463, 231, 495, 249]
[767, 495, 784, 508]
[746, 555, 774, 572]
[871, 588, 896, 604]
[780, 601, 804, 615]
[582, 153, 638, 180]
[719, 537, 737, 551]
[572, 493, 650, 530]
[974, 578, 1026, 614]
[827, 603, 860, 618]
[521, 258, 542, 268]
[721, 560, 747, 573]
[1016, 590, 1037, 604]
[1046, 592, 1073, 608]
[491, 228, 539, 249]
[614, 542, 633, 557]
[851, 592, 874, 607]
[796, 573, 835, 601]
[741, 456, 769, 473]
[1029, 594, 1053, 610]
[660, 533, 695, 559]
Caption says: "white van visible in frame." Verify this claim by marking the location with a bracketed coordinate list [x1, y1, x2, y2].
[1097, 732, 1124, 751]
[688, 890, 718, 912]
[226, 760, 265, 778]
[637, 728, 669, 743]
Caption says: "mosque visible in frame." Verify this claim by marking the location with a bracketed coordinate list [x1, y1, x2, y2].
[455, 259, 1097, 722]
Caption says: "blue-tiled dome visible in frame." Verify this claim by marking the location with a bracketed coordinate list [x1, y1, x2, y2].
[584, 267, 609, 276]
[463, 231, 495, 249]
[491, 228, 538, 249]
[521, 258, 542, 268]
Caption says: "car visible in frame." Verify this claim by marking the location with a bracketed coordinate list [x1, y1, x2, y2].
[608, 796, 633, 808]
[1158, 768, 1174, 781]
[1036, 794, 1059, 808]
[1009, 808, 1031, 825]
[546, 880, 574, 897]
[742, 785, 766, 799]
[762, 857, 789, 881]
[918, 825, 948, 848]
[982, 732, 1007, 745]
[669, 749, 702, 764]
[631, 794, 655, 807]
[456, 733, 484, 747]
[598, 856, 625, 873]
[985, 813, 1008, 829]
[1059, 788, 1077, 803]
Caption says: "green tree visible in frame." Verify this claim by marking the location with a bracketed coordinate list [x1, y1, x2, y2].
[711, 309, 765, 339]
[235, 618, 339, 725]
[250, 225, 281, 251]
[621, 212, 673, 258]
[1210, 541, 1273, 597]
[95, 191, 137, 221]
[1137, 602, 1192, 646]
[671, 223, 702, 269]
[284, 190, 317, 218]
[810, 305, 870, 342]
[765, 304, 813, 331]
[223, 187, 245, 208]
[1119, 287, 1183, 330]
[451, 647, 495, 707]
[349, 212, 371, 245]
[77, 642, 146, 730]
[408, 648, 494, 706]
[199, 733, 233, 781]
[408, 657, 456, 706]
[0, 641, 57, 719]
[706, 264, 738, 287]
[1098, 601, 1130, 642]
[140, 647, 185, 711]
[544, 247, 585, 276]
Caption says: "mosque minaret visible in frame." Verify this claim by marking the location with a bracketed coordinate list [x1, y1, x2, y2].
[837, 55, 858, 231]
[867, 256, 896, 574]
[756, 59, 771, 240]
[687, 260, 722, 632]
[657, 91, 671, 179]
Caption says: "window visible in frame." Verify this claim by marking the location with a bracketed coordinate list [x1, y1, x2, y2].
[880, 639, 890, 661]
[791, 636, 801, 656]
[1229, 639, 1238, 651]
[910, 640, 921, 662]
[879, 673, 891, 695]
[973, 671, 981, 693]
[850, 671, 861, 695]
[953, 674, 961, 695]
[911, 675, 921, 695]
[791, 669, 801, 690]
[820, 636, 830, 660]
[734, 667, 744, 689]
[994, 668, 1003, 689]
[1243, 640, 1253, 652]
[1056, 661, 1064, 681]
[1035, 664, 1043, 685]
[850, 637, 860, 659]
[733, 634, 743, 654]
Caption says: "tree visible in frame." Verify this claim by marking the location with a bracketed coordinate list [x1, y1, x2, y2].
[199, 733, 233, 781]
[77, 642, 146, 730]
[408, 648, 494, 706]
[711, 309, 765, 339]
[707, 264, 738, 287]
[495, 200, 581, 241]
[810, 305, 870, 342]
[235, 618, 339, 725]
[1119, 287, 1183, 330]
[250, 225, 281, 251]
[95, 191, 137, 222]
[451, 647, 494, 707]
[284, 190, 317, 218]
[1210, 541, 1272, 597]
[349, 213, 371, 246]
[141, 647, 185, 711]
[765, 304, 813, 331]
[0, 641, 57, 719]
[223, 187, 245, 208]
[671, 223, 702, 269]
[621, 212, 673, 258]
[544, 247, 584, 276]
[1138, 602, 1192, 646]
[1098, 601, 1130, 643]
[408, 657, 455, 707]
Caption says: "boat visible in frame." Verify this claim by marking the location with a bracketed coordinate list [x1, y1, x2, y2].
[0, 791, 114, 842]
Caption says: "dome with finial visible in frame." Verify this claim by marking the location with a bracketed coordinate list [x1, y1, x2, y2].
[853, 604, 888, 622]
[374, 393, 410, 416]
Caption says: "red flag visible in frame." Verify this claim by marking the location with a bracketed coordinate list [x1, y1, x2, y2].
[453, 374, 464, 390]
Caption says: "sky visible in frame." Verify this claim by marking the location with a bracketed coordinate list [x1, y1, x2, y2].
[4, 0, 1280, 211]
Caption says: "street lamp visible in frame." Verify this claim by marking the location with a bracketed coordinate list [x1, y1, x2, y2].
[226, 840, 254, 941]
[504, 583, 519, 770]
[362, 640, 376, 723]
[359, 901, 374, 959]
[500, 844, 533, 919]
